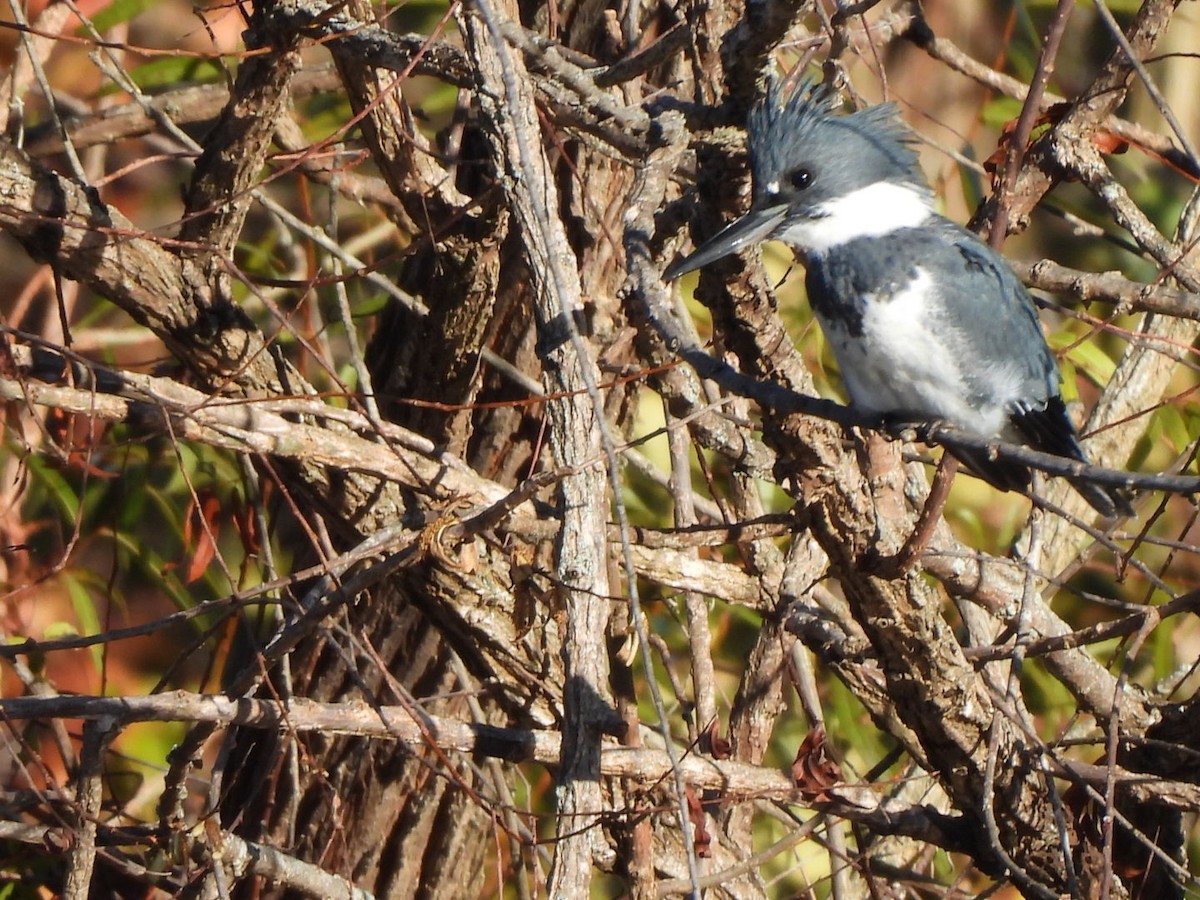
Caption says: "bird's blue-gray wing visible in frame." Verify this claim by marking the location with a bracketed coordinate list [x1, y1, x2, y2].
[931, 227, 1130, 514]
[931, 225, 1087, 456]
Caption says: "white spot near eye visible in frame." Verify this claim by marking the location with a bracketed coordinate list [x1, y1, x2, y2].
[765, 180, 780, 196]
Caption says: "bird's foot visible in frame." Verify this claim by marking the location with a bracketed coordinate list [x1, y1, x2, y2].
[870, 413, 943, 445]
[910, 418, 950, 445]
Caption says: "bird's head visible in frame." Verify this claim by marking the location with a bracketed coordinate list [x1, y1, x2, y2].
[665, 79, 933, 280]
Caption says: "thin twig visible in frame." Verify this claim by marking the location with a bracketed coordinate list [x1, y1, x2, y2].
[63, 717, 115, 899]
[988, 0, 1074, 245]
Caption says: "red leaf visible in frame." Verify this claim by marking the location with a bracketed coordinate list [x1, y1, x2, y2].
[701, 718, 732, 760]
[791, 726, 843, 802]
[1093, 129, 1130, 156]
[183, 493, 222, 585]
[685, 786, 712, 858]
[44, 408, 114, 477]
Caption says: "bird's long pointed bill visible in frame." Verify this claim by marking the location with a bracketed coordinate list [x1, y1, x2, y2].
[663, 205, 788, 281]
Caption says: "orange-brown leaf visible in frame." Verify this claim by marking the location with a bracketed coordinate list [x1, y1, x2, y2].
[791, 726, 843, 802]
[685, 786, 712, 858]
[183, 493, 222, 585]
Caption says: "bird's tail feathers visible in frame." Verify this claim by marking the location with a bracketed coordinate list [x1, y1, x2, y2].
[1067, 477, 1134, 519]
[949, 450, 1132, 518]
[949, 449, 1031, 493]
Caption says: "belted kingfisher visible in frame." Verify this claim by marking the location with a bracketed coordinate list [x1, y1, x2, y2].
[664, 78, 1130, 517]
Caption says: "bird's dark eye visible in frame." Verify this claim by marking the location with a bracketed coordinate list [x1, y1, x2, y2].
[789, 167, 813, 190]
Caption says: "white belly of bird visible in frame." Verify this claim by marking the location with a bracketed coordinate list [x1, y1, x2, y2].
[817, 270, 1016, 438]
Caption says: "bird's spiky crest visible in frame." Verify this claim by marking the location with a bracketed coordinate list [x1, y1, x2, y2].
[749, 76, 927, 196]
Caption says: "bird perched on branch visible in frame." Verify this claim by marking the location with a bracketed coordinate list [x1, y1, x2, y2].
[664, 77, 1131, 518]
